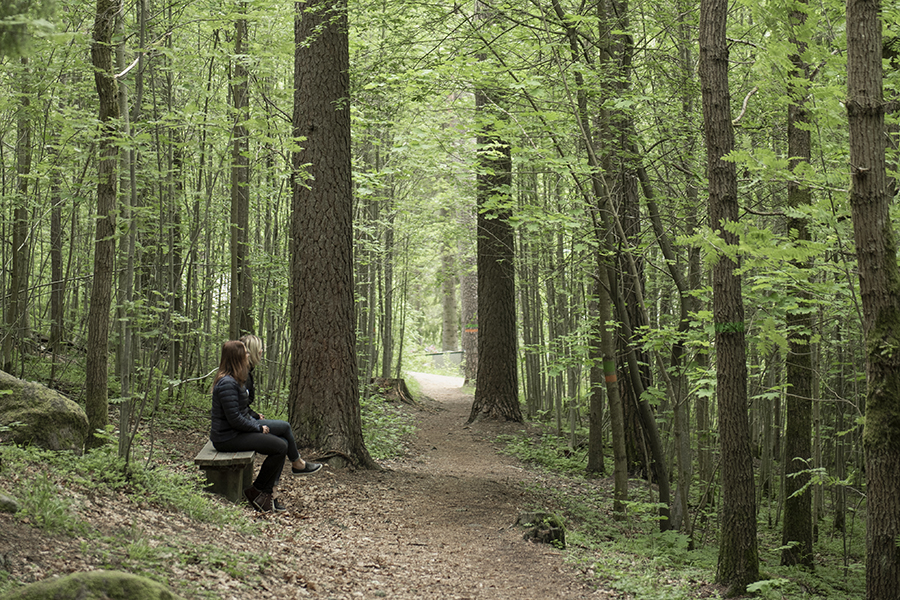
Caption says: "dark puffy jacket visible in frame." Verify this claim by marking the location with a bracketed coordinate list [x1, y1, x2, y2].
[210, 375, 262, 444]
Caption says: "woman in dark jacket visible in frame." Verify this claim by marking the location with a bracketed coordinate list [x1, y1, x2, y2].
[210, 340, 321, 513]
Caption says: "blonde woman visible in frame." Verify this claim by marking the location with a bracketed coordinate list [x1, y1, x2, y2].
[239, 333, 265, 418]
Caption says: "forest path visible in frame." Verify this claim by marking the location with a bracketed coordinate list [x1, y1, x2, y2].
[268, 371, 611, 600]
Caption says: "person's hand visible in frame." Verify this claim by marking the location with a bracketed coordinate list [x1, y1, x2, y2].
[262, 425, 270, 434]
[258, 414, 265, 419]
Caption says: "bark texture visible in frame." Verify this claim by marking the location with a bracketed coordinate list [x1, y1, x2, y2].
[846, 1, 900, 596]
[85, 0, 120, 448]
[290, 0, 376, 468]
[230, 13, 253, 339]
[468, 83, 522, 424]
[699, 0, 759, 592]
[781, 1, 814, 568]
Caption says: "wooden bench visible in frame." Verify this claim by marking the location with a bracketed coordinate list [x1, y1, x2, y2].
[193, 440, 256, 502]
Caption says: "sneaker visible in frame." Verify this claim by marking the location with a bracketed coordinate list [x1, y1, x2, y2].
[252, 492, 275, 513]
[273, 497, 287, 513]
[292, 461, 323, 476]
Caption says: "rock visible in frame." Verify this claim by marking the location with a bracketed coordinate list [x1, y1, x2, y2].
[0, 491, 18, 514]
[0, 570, 187, 600]
[0, 370, 89, 453]
[515, 510, 566, 549]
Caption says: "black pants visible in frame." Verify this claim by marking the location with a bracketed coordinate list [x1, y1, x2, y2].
[214, 432, 288, 494]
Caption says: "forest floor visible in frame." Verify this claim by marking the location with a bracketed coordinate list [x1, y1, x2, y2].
[0, 372, 639, 599]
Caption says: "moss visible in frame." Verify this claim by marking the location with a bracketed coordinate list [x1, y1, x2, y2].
[0, 570, 185, 600]
[863, 308, 900, 451]
[516, 511, 567, 548]
[0, 370, 88, 453]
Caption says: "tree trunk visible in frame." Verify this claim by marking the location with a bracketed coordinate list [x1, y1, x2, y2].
[380, 200, 395, 379]
[4, 58, 32, 374]
[781, 0, 814, 567]
[846, 1, 900, 596]
[230, 10, 253, 340]
[587, 285, 605, 476]
[598, 258, 628, 516]
[86, 0, 121, 448]
[49, 143, 64, 357]
[291, 0, 377, 468]
[115, 6, 138, 460]
[699, 0, 759, 592]
[460, 252, 477, 385]
[468, 83, 521, 424]
[440, 209, 458, 352]
[468, 1, 521, 424]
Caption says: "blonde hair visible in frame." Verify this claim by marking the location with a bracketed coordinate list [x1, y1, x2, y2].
[240, 333, 263, 367]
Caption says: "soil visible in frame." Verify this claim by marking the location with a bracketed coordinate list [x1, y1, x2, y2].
[0, 372, 622, 600]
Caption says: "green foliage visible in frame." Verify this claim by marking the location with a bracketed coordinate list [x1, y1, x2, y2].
[746, 578, 795, 600]
[88, 530, 268, 584]
[0, 0, 877, 594]
[496, 426, 865, 600]
[3, 432, 253, 531]
[0, 0, 55, 57]
[496, 431, 588, 476]
[16, 472, 87, 535]
[1, 429, 265, 596]
[360, 390, 415, 460]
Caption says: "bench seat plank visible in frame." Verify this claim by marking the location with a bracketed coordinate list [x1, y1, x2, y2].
[193, 440, 256, 503]
[194, 440, 255, 467]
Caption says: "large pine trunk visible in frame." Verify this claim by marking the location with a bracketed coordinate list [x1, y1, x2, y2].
[290, 0, 376, 469]
[846, 1, 900, 596]
[468, 2, 521, 424]
[468, 83, 521, 424]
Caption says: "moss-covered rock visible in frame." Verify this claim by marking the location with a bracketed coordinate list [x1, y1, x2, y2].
[0, 491, 18, 513]
[0, 570, 187, 600]
[0, 370, 89, 453]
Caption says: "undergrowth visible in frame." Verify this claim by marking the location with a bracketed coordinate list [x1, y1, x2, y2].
[361, 391, 415, 459]
[0, 430, 267, 598]
[497, 424, 866, 600]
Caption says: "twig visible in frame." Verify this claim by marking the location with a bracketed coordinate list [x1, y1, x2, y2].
[732, 86, 759, 125]
[170, 368, 217, 387]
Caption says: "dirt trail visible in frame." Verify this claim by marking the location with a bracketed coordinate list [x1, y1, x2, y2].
[273, 372, 608, 600]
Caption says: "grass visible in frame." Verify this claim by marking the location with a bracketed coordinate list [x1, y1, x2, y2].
[496, 423, 866, 599]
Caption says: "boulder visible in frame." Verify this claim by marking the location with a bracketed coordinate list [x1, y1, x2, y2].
[0, 491, 18, 514]
[0, 570, 187, 600]
[0, 370, 89, 453]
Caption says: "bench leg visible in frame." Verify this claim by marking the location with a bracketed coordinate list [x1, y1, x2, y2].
[200, 463, 255, 503]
